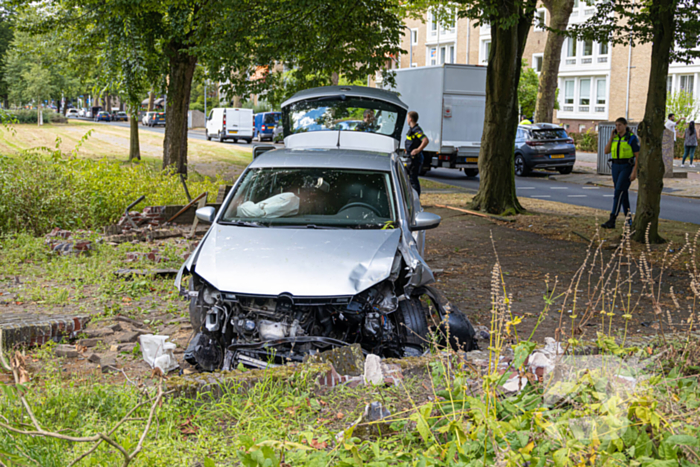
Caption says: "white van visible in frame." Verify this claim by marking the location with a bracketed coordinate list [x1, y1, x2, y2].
[205, 108, 253, 143]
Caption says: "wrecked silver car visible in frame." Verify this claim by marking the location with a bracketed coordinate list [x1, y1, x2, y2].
[176, 86, 476, 371]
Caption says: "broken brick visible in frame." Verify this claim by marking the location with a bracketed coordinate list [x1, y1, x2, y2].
[54, 344, 79, 358]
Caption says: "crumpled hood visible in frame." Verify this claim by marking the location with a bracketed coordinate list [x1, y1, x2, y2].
[193, 226, 402, 297]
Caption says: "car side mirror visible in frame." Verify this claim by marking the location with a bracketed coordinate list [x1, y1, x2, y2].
[196, 206, 216, 223]
[253, 145, 276, 159]
[410, 211, 441, 231]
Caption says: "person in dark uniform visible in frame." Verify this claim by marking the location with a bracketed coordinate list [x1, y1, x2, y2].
[405, 110, 429, 196]
[602, 117, 639, 229]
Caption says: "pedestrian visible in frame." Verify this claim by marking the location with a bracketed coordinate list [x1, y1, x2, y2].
[601, 117, 639, 229]
[405, 110, 429, 196]
[665, 113, 685, 141]
[682, 121, 697, 168]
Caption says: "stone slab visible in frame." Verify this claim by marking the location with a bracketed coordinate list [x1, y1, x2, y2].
[0, 312, 91, 350]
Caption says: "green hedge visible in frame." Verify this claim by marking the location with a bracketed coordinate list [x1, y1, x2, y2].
[571, 130, 598, 153]
[2, 109, 67, 124]
[0, 151, 225, 236]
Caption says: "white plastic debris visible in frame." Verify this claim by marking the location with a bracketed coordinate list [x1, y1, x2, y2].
[503, 375, 528, 392]
[543, 337, 564, 356]
[363, 354, 383, 386]
[139, 334, 179, 373]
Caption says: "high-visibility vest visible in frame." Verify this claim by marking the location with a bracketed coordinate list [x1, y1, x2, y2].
[611, 132, 634, 159]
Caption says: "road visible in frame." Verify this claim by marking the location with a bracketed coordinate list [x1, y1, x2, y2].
[422, 167, 700, 225]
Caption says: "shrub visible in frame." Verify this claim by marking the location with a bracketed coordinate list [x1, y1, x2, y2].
[3, 109, 67, 124]
[0, 151, 225, 236]
[571, 129, 598, 152]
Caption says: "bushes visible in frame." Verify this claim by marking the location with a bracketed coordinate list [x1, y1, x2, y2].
[571, 129, 598, 152]
[2, 109, 67, 124]
[0, 151, 225, 235]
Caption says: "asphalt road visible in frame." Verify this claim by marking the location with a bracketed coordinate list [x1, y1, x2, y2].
[422, 167, 700, 225]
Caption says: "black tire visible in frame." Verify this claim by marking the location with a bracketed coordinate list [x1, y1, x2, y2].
[232, 138, 238, 143]
[218, 131, 224, 142]
[395, 298, 429, 354]
[464, 169, 479, 178]
[514, 154, 531, 177]
[557, 166, 573, 175]
[206, 130, 211, 141]
[246, 138, 252, 144]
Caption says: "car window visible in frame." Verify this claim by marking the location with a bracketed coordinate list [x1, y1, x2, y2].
[531, 129, 568, 140]
[396, 163, 414, 222]
[284, 96, 405, 140]
[221, 168, 396, 229]
[263, 113, 278, 124]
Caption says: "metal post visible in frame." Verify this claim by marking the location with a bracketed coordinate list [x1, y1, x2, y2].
[204, 80, 207, 117]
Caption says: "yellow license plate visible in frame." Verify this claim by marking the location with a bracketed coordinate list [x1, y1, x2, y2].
[550, 154, 565, 159]
[466, 157, 478, 163]
[229, 130, 238, 134]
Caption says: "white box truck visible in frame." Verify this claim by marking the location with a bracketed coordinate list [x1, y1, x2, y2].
[385, 64, 486, 176]
[205, 107, 254, 143]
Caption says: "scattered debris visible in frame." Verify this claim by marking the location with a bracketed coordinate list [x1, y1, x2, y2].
[114, 268, 179, 278]
[54, 344, 79, 359]
[44, 228, 93, 256]
[364, 401, 391, 422]
[140, 334, 179, 374]
[305, 344, 365, 376]
[363, 354, 383, 386]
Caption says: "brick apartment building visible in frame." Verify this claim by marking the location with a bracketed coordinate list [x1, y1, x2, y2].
[393, 3, 699, 133]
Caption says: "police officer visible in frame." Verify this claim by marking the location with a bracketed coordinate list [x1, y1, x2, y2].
[355, 109, 378, 132]
[602, 117, 639, 229]
[405, 110, 429, 196]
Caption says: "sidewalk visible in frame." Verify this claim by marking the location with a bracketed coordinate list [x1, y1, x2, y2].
[555, 151, 700, 198]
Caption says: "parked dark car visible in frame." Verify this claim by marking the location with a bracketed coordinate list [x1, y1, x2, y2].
[514, 123, 576, 176]
[94, 111, 111, 122]
[149, 112, 166, 127]
[253, 111, 281, 141]
[113, 111, 128, 122]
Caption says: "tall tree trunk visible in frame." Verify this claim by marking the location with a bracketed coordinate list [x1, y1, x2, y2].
[37, 102, 42, 126]
[331, 72, 339, 85]
[470, 1, 537, 215]
[147, 89, 155, 111]
[632, 0, 676, 244]
[535, 0, 575, 123]
[233, 95, 241, 107]
[163, 44, 197, 175]
[129, 108, 141, 162]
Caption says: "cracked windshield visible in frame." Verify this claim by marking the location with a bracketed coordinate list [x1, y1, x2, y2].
[286, 97, 401, 137]
[221, 168, 396, 228]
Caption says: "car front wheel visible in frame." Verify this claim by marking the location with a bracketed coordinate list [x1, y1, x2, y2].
[206, 130, 211, 141]
[464, 169, 479, 178]
[557, 166, 573, 175]
[514, 154, 531, 177]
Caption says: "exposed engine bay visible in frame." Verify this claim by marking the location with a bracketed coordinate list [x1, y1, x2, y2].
[184, 275, 477, 371]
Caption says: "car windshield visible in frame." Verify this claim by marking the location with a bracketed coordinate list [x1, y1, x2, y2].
[283, 96, 404, 139]
[263, 113, 278, 124]
[220, 168, 396, 229]
[530, 129, 568, 140]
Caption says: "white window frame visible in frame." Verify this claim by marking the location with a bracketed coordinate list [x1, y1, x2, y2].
[679, 74, 695, 96]
[566, 38, 577, 58]
[429, 12, 438, 37]
[595, 77, 607, 105]
[582, 40, 594, 57]
[428, 46, 437, 66]
[564, 79, 575, 105]
[534, 8, 547, 31]
[411, 29, 418, 46]
[598, 41, 609, 56]
[532, 53, 544, 74]
[579, 78, 591, 106]
[480, 39, 491, 64]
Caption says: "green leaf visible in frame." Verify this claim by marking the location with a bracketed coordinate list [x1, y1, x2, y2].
[665, 434, 699, 447]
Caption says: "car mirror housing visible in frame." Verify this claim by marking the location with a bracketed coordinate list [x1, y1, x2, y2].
[410, 211, 441, 231]
[196, 206, 216, 223]
[253, 145, 276, 159]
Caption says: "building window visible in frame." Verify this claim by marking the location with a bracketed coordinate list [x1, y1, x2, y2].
[534, 8, 546, 31]
[599, 42, 609, 55]
[440, 47, 446, 64]
[596, 78, 606, 104]
[449, 45, 455, 63]
[429, 12, 438, 37]
[564, 80, 575, 104]
[579, 78, 591, 105]
[429, 47, 437, 66]
[533, 54, 543, 73]
[481, 40, 491, 64]
[583, 40, 593, 56]
[667, 76, 673, 93]
[567, 38, 577, 57]
[411, 29, 418, 45]
[680, 75, 694, 95]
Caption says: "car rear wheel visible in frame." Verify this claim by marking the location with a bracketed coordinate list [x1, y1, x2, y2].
[232, 138, 238, 143]
[514, 154, 531, 177]
[464, 169, 479, 178]
[557, 166, 573, 175]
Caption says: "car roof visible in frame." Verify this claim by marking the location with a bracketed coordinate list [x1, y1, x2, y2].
[282, 85, 407, 111]
[519, 122, 564, 130]
[249, 148, 395, 171]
